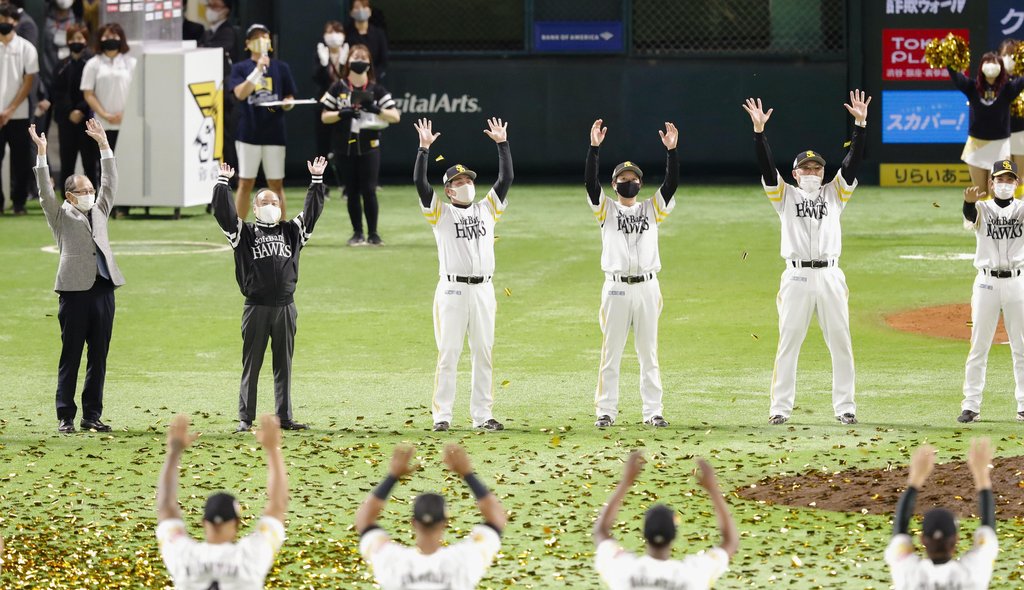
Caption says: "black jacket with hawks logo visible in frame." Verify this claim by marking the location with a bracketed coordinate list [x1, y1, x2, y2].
[212, 175, 325, 306]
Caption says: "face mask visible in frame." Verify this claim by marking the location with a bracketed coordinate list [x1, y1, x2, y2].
[798, 174, 822, 193]
[100, 38, 121, 52]
[57, 0, 74, 9]
[448, 183, 475, 204]
[72, 192, 95, 212]
[1004, 55, 1015, 73]
[352, 7, 371, 22]
[68, 42, 86, 54]
[0, 23, 14, 36]
[615, 181, 640, 199]
[324, 32, 345, 48]
[982, 62, 1002, 78]
[348, 60, 370, 74]
[205, 8, 225, 24]
[993, 182, 1016, 200]
[254, 203, 282, 224]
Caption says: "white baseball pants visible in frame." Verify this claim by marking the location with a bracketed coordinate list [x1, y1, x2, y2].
[432, 279, 496, 426]
[769, 266, 856, 418]
[962, 272, 1024, 413]
[594, 278, 664, 421]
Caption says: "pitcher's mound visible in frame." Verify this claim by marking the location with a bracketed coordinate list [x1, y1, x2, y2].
[886, 304, 1007, 342]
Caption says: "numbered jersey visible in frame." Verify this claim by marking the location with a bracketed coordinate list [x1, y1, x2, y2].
[588, 189, 675, 275]
[969, 198, 1024, 270]
[594, 540, 730, 590]
[885, 527, 998, 590]
[156, 517, 285, 590]
[359, 525, 501, 590]
[420, 190, 507, 277]
[762, 170, 856, 261]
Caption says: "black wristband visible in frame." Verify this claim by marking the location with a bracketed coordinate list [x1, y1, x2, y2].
[979, 488, 995, 530]
[373, 475, 398, 500]
[464, 473, 490, 500]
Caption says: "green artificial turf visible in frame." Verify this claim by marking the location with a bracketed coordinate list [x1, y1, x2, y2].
[1, 183, 1022, 588]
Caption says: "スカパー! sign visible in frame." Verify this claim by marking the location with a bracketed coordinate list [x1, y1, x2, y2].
[883, 29, 970, 81]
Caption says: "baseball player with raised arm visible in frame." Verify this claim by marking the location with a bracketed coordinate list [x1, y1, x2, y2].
[959, 160, 1024, 424]
[593, 451, 739, 589]
[586, 119, 679, 428]
[355, 443, 507, 590]
[741, 90, 870, 426]
[412, 117, 513, 432]
[156, 414, 289, 589]
[886, 439, 998, 589]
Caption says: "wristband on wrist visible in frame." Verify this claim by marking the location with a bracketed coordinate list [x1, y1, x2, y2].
[373, 474, 398, 500]
[464, 473, 489, 500]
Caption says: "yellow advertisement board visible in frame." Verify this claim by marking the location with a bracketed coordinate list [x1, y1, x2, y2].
[880, 163, 971, 187]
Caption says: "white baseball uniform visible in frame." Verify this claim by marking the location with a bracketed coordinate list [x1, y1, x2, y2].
[595, 540, 730, 589]
[359, 525, 501, 590]
[962, 197, 1024, 414]
[156, 516, 285, 590]
[589, 187, 675, 421]
[885, 526, 998, 590]
[762, 170, 857, 419]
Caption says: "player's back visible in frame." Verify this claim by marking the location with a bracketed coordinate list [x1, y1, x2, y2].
[595, 540, 729, 590]
[157, 517, 284, 590]
[361, 525, 501, 590]
[885, 527, 998, 590]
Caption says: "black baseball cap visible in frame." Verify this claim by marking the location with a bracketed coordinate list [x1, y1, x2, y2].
[245, 23, 271, 40]
[643, 504, 677, 547]
[992, 159, 1019, 179]
[412, 493, 448, 525]
[612, 161, 643, 182]
[793, 150, 826, 169]
[203, 492, 241, 524]
[922, 508, 958, 540]
[443, 164, 476, 185]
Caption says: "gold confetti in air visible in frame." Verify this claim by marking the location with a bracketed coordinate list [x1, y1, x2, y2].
[348, 139, 357, 144]
[932, 202, 941, 208]
[751, 333, 759, 340]
[501, 380, 510, 387]
[504, 287, 512, 297]
[843, 140, 851, 148]
[435, 155, 445, 161]
[966, 321, 973, 327]
[741, 251, 748, 260]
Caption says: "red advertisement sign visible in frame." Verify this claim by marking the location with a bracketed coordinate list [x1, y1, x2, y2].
[883, 28, 970, 81]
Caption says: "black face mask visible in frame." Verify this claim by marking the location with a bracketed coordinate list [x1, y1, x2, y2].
[348, 61, 370, 74]
[0, 23, 14, 36]
[100, 38, 121, 52]
[68, 42, 86, 54]
[615, 181, 640, 199]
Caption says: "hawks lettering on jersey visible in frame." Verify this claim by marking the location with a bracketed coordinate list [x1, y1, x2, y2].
[589, 188, 674, 274]
[969, 199, 1024, 270]
[984, 215, 1024, 239]
[250, 234, 293, 259]
[420, 189, 505, 277]
[762, 170, 856, 261]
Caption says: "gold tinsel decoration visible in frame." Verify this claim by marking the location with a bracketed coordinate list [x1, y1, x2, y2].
[923, 33, 970, 72]
[1013, 94, 1024, 119]
[1013, 41, 1024, 76]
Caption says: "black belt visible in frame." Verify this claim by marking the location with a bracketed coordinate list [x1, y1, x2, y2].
[983, 269, 1022, 278]
[790, 260, 834, 268]
[447, 275, 490, 284]
[610, 273, 655, 284]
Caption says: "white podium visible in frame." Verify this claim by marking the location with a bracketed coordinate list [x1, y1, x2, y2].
[115, 44, 224, 208]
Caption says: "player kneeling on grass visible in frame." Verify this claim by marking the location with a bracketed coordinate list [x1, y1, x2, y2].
[413, 117, 513, 432]
[586, 119, 679, 428]
[356, 443, 507, 590]
[741, 91, 870, 427]
[156, 414, 288, 589]
[212, 159, 327, 433]
[593, 451, 738, 588]
[886, 439, 998, 589]
[959, 160, 1024, 424]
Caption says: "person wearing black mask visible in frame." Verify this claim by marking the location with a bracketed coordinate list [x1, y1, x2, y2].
[344, 0, 388, 79]
[50, 22, 95, 190]
[0, 3, 38, 216]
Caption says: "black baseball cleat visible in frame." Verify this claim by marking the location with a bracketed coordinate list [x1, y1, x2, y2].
[58, 418, 75, 433]
[279, 420, 309, 430]
[367, 233, 384, 246]
[477, 419, 504, 431]
[432, 421, 450, 432]
[594, 415, 614, 428]
[347, 233, 366, 246]
[768, 415, 788, 425]
[957, 410, 980, 423]
[836, 413, 858, 425]
[1018, 411, 1024, 422]
[644, 415, 669, 427]
[235, 420, 252, 433]
[80, 418, 112, 432]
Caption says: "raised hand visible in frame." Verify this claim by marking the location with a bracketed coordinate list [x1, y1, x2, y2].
[483, 117, 508, 143]
[907, 445, 936, 488]
[307, 155, 328, 176]
[167, 414, 200, 453]
[694, 458, 719, 492]
[658, 121, 678, 150]
[843, 89, 872, 124]
[590, 118, 608, 147]
[85, 118, 108, 147]
[964, 185, 986, 203]
[388, 444, 418, 478]
[443, 443, 473, 476]
[741, 98, 773, 133]
[253, 414, 282, 449]
[414, 118, 440, 149]
[219, 161, 235, 179]
[28, 123, 46, 154]
[622, 450, 645, 484]
[967, 437, 992, 490]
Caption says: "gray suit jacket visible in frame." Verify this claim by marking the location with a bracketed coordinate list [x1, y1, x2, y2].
[36, 155, 125, 292]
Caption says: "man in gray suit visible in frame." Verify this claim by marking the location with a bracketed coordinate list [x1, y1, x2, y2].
[30, 118, 124, 434]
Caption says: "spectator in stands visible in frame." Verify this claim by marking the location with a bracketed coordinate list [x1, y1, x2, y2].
[41, 0, 83, 148]
[320, 43, 399, 246]
[0, 4, 38, 216]
[345, 0, 388, 79]
[2, 0, 37, 44]
[51, 23, 96, 189]
[313, 20, 347, 197]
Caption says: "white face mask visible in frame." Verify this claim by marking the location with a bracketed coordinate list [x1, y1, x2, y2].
[993, 182, 1016, 200]
[352, 7, 371, 22]
[57, 0, 74, 9]
[205, 8, 225, 25]
[982, 62, 1002, 78]
[324, 32, 345, 48]
[254, 203, 281, 223]
[72, 192, 96, 212]
[448, 183, 475, 204]
[797, 174, 822, 193]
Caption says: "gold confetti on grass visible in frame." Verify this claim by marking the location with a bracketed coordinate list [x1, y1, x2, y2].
[504, 288, 512, 297]
[751, 333, 759, 340]
[741, 251, 748, 260]
[932, 202, 941, 208]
